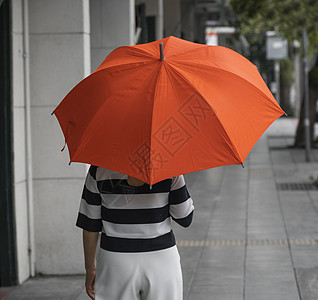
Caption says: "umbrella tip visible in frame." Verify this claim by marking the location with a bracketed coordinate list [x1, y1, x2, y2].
[159, 43, 165, 61]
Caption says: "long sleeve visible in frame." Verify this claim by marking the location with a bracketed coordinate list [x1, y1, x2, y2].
[169, 175, 194, 228]
[76, 165, 103, 232]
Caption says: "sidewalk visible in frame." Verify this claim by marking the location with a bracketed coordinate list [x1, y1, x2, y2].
[2, 117, 318, 300]
[178, 117, 318, 300]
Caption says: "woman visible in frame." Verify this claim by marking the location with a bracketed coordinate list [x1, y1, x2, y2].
[76, 165, 194, 300]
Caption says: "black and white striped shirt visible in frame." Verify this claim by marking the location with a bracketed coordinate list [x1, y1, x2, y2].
[76, 166, 194, 252]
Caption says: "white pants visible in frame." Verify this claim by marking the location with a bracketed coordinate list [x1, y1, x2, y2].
[95, 246, 183, 300]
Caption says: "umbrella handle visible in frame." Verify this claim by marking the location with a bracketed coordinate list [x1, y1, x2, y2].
[159, 43, 165, 61]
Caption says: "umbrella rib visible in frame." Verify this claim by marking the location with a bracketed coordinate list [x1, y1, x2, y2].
[170, 60, 280, 110]
[166, 44, 208, 60]
[95, 45, 158, 72]
[93, 60, 156, 74]
[148, 62, 165, 183]
[165, 63, 244, 164]
[71, 61, 162, 174]
[126, 45, 160, 59]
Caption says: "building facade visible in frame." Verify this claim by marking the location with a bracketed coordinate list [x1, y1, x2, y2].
[1, 0, 238, 286]
[0, 0, 172, 286]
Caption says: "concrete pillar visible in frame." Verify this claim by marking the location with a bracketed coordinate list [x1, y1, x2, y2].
[28, 0, 90, 274]
[90, 0, 135, 71]
[11, 0, 30, 283]
[164, 0, 181, 37]
[157, 0, 164, 39]
[146, 0, 163, 40]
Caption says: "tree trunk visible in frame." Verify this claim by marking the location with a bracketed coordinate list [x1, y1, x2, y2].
[280, 86, 291, 114]
[311, 89, 318, 144]
[294, 89, 318, 147]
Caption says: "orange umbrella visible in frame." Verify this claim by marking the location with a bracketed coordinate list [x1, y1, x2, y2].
[53, 36, 284, 185]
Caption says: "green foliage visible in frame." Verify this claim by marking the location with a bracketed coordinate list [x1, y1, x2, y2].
[244, 32, 273, 76]
[231, 0, 318, 52]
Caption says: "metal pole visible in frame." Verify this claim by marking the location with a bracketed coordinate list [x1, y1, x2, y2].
[274, 60, 280, 104]
[302, 29, 311, 162]
[294, 51, 301, 118]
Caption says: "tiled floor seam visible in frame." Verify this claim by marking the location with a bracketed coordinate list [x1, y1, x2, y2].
[243, 160, 250, 300]
[269, 137, 303, 299]
[184, 167, 227, 300]
[176, 239, 318, 247]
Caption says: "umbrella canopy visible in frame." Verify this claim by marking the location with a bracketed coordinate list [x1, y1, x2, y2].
[53, 36, 284, 185]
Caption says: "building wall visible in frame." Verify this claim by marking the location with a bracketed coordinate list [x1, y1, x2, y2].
[145, 0, 163, 40]
[164, 0, 181, 37]
[10, 0, 166, 281]
[181, 0, 195, 41]
[27, 0, 90, 275]
[90, 0, 135, 71]
[11, 0, 30, 284]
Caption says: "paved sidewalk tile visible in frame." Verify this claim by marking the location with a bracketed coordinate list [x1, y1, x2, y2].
[2, 276, 84, 300]
[245, 245, 299, 300]
[296, 267, 318, 299]
[3, 118, 318, 300]
[75, 289, 89, 300]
